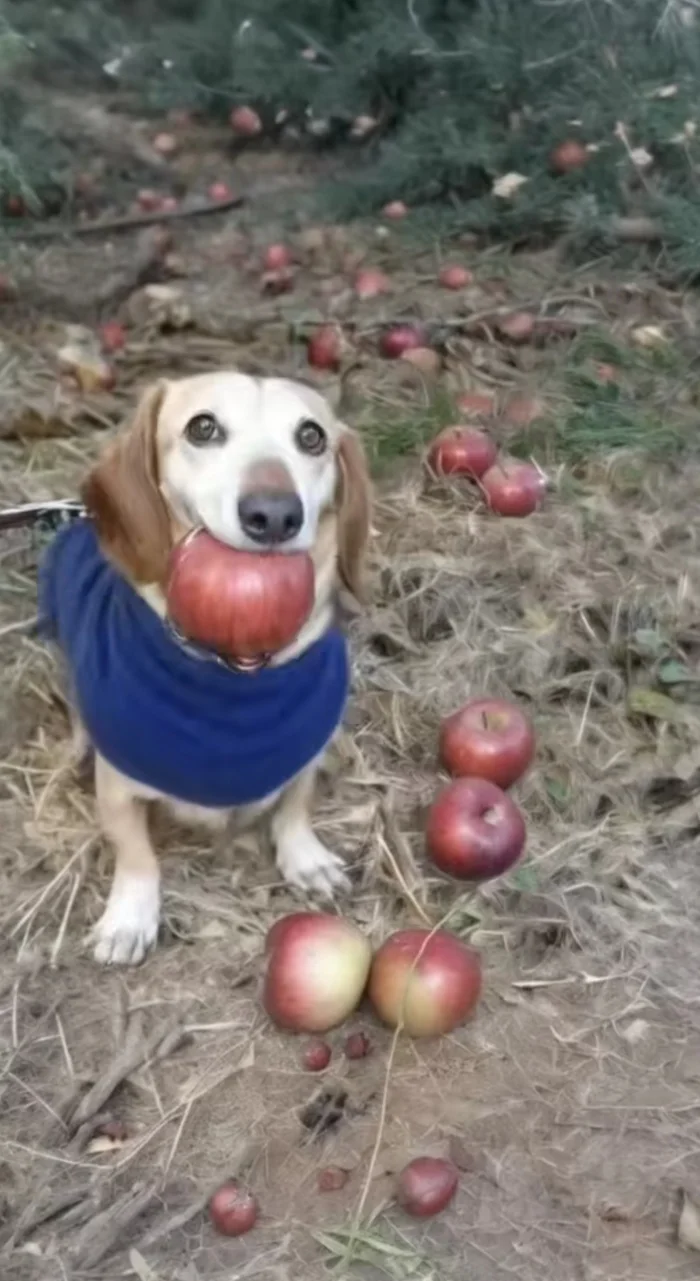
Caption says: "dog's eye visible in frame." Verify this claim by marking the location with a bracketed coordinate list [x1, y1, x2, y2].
[295, 419, 327, 456]
[185, 414, 224, 446]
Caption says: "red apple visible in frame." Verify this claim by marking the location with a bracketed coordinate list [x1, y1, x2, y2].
[159, 195, 178, 214]
[318, 1166, 349, 1192]
[503, 396, 544, 428]
[426, 777, 526, 881]
[166, 530, 315, 660]
[456, 392, 496, 419]
[380, 326, 426, 359]
[153, 131, 178, 156]
[302, 1039, 332, 1071]
[368, 929, 482, 1037]
[263, 243, 292, 271]
[439, 697, 534, 789]
[209, 1181, 259, 1236]
[5, 194, 25, 217]
[427, 427, 497, 480]
[136, 189, 162, 213]
[99, 321, 127, 353]
[401, 347, 441, 376]
[344, 1031, 371, 1060]
[396, 1157, 459, 1217]
[208, 181, 234, 203]
[439, 265, 472, 290]
[307, 324, 343, 371]
[354, 268, 391, 299]
[263, 913, 372, 1033]
[230, 105, 263, 137]
[497, 312, 536, 344]
[550, 140, 589, 175]
[382, 200, 408, 220]
[481, 460, 546, 517]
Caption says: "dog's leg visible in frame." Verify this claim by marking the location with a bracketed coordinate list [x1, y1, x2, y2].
[91, 755, 161, 965]
[271, 760, 350, 897]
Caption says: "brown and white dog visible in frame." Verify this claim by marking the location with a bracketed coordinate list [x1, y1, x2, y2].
[65, 372, 371, 965]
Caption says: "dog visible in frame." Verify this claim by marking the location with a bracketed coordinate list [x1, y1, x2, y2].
[39, 372, 371, 965]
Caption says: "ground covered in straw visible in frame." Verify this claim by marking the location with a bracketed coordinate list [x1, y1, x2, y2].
[1, 107, 700, 1281]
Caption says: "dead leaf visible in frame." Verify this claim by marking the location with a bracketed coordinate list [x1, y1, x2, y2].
[492, 172, 528, 199]
[128, 1248, 161, 1281]
[678, 1189, 700, 1251]
[627, 688, 686, 724]
[631, 324, 668, 349]
[86, 1133, 126, 1155]
[57, 329, 115, 393]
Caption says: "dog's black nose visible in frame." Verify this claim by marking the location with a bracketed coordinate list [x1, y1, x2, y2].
[237, 489, 304, 545]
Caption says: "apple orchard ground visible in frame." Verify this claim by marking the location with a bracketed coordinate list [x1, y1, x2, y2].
[1, 124, 700, 1281]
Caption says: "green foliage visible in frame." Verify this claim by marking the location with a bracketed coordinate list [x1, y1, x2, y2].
[3, 0, 700, 275]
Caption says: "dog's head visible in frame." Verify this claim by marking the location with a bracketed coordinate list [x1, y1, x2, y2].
[82, 373, 372, 601]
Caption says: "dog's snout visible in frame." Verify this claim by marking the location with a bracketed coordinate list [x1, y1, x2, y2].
[237, 489, 304, 545]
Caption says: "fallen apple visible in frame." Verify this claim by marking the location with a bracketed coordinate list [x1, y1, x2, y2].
[456, 392, 496, 419]
[439, 265, 472, 290]
[307, 324, 343, 371]
[481, 460, 546, 517]
[550, 139, 589, 174]
[382, 200, 408, 220]
[209, 1181, 259, 1236]
[344, 1031, 371, 1060]
[380, 326, 426, 359]
[153, 131, 178, 156]
[166, 530, 315, 660]
[263, 913, 372, 1033]
[318, 1166, 349, 1192]
[396, 1156, 459, 1218]
[230, 105, 263, 137]
[208, 181, 234, 203]
[99, 321, 127, 353]
[302, 1039, 332, 1071]
[354, 268, 391, 299]
[263, 243, 292, 271]
[426, 777, 526, 881]
[497, 312, 536, 344]
[400, 347, 441, 377]
[368, 929, 482, 1037]
[136, 189, 162, 213]
[5, 194, 25, 217]
[427, 427, 497, 480]
[503, 396, 544, 429]
[439, 697, 534, 789]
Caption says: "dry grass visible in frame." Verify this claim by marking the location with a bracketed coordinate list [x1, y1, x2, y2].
[1, 197, 700, 1280]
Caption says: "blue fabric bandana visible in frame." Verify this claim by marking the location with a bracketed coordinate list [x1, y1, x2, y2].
[38, 519, 349, 808]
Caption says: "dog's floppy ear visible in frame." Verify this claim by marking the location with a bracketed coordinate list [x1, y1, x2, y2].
[336, 427, 372, 601]
[81, 381, 172, 584]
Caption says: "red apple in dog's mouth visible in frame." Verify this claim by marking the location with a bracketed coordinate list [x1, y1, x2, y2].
[166, 529, 315, 661]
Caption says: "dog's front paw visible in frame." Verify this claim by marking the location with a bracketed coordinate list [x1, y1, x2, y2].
[91, 875, 160, 965]
[276, 831, 350, 899]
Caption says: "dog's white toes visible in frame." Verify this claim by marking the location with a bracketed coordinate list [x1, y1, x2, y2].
[277, 833, 350, 898]
[91, 876, 160, 965]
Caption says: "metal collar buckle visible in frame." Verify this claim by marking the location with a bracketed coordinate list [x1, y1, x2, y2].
[165, 618, 270, 675]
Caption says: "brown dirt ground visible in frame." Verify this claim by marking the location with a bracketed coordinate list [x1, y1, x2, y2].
[1, 107, 700, 1281]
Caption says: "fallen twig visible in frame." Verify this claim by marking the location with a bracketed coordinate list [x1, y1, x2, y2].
[61, 1013, 186, 1136]
[12, 195, 245, 241]
[68, 1180, 160, 1270]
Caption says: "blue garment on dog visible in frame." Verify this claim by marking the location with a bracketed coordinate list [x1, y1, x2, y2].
[38, 519, 349, 807]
